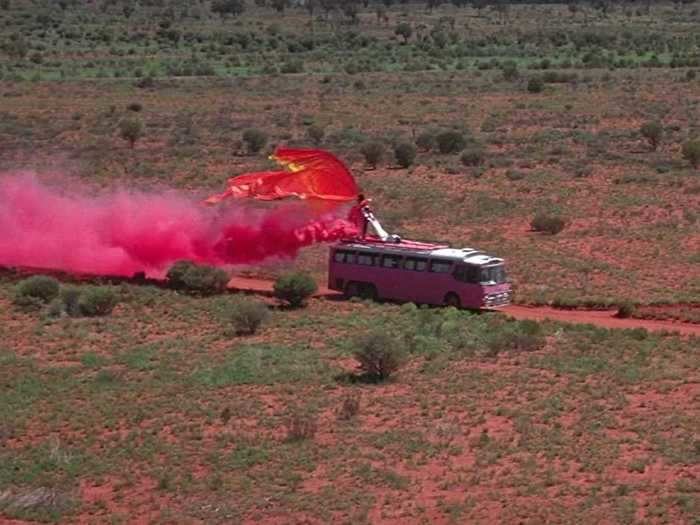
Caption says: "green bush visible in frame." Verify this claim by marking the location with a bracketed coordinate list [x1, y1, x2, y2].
[682, 139, 700, 169]
[222, 296, 270, 335]
[461, 146, 484, 166]
[242, 128, 268, 155]
[306, 124, 324, 145]
[531, 213, 566, 235]
[617, 301, 636, 319]
[360, 141, 384, 168]
[273, 272, 317, 307]
[640, 121, 662, 151]
[60, 286, 82, 317]
[353, 331, 404, 381]
[394, 142, 416, 168]
[79, 287, 119, 317]
[166, 260, 228, 295]
[13, 276, 60, 309]
[435, 130, 466, 154]
[415, 131, 436, 152]
[527, 76, 544, 93]
[486, 319, 546, 355]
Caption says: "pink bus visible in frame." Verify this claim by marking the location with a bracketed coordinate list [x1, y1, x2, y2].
[328, 238, 512, 309]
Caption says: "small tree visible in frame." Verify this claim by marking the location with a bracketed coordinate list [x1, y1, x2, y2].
[306, 124, 325, 145]
[682, 139, 700, 169]
[394, 142, 416, 168]
[353, 331, 404, 381]
[415, 131, 436, 152]
[242, 128, 267, 155]
[640, 121, 662, 151]
[0, 0, 11, 11]
[273, 272, 318, 307]
[360, 141, 384, 169]
[436, 130, 466, 154]
[118, 118, 144, 148]
[531, 213, 566, 235]
[395, 22, 412, 43]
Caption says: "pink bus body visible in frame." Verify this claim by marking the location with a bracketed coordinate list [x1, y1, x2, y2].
[328, 239, 512, 309]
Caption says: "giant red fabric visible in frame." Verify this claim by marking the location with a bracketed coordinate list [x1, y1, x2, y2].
[206, 148, 358, 204]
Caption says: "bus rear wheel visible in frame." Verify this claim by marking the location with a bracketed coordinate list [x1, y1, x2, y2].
[345, 282, 360, 299]
[360, 284, 378, 302]
[444, 293, 461, 308]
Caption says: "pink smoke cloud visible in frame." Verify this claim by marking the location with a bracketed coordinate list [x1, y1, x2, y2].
[0, 173, 357, 277]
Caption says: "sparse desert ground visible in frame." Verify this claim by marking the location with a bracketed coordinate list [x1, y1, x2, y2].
[1, 0, 699, 523]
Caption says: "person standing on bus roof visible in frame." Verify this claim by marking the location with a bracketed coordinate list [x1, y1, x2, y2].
[348, 193, 371, 239]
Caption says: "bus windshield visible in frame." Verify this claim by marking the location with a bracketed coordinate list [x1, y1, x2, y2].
[479, 265, 507, 284]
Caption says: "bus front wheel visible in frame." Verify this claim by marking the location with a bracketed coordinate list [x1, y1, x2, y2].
[360, 284, 378, 302]
[444, 293, 461, 308]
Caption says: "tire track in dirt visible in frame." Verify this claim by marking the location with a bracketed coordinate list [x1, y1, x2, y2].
[228, 277, 700, 337]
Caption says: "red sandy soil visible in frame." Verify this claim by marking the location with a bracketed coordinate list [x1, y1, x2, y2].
[228, 277, 700, 337]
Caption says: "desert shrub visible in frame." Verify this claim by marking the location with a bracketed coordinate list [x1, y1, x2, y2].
[78, 287, 119, 316]
[118, 117, 143, 148]
[280, 59, 303, 74]
[306, 124, 324, 145]
[285, 411, 317, 442]
[486, 319, 545, 355]
[360, 141, 384, 168]
[353, 331, 404, 381]
[415, 131, 436, 151]
[527, 76, 544, 93]
[60, 286, 82, 317]
[531, 213, 566, 235]
[505, 169, 525, 181]
[242, 128, 267, 154]
[682, 139, 700, 168]
[222, 296, 269, 335]
[394, 142, 416, 168]
[166, 260, 228, 295]
[616, 301, 636, 319]
[436, 130, 466, 154]
[461, 146, 484, 166]
[273, 272, 317, 307]
[337, 393, 360, 420]
[501, 60, 519, 81]
[127, 102, 143, 112]
[640, 121, 662, 150]
[13, 276, 60, 309]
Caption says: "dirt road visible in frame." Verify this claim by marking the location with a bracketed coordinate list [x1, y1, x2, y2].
[228, 277, 700, 337]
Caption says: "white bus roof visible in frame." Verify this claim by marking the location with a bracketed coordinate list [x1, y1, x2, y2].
[335, 239, 504, 266]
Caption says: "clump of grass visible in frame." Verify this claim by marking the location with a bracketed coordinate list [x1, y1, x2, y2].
[285, 411, 317, 442]
[220, 296, 270, 336]
[337, 392, 361, 420]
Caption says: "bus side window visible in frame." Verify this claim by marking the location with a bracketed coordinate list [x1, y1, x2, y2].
[404, 258, 427, 271]
[466, 265, 479, 283]
[429, 260, 452, 273]
[357, 252, 377, 266]
[334, 250, 348, 263]
[453, 264, 467, 282]
[382, 254, 401, 269]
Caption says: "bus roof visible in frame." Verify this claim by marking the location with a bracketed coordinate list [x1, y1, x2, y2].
[335, 238, 504, 266]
